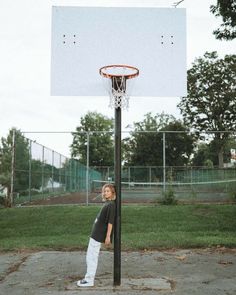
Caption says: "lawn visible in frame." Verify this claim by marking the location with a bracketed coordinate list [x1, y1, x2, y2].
[0, 204, 236, 251]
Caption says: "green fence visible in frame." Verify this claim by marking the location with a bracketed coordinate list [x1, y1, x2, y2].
[5, 130, 236, 205]
[90, 166, 236, 203]
[13, 136, 101, 204]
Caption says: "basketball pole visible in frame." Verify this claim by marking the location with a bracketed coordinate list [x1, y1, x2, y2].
[113, 77, 123, 286]
[114, 104, 121, 286]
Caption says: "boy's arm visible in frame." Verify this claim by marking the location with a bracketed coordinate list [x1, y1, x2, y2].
[105, 223, 113, 245]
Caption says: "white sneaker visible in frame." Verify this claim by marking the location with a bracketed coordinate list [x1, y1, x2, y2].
[77, 279, 94, 287]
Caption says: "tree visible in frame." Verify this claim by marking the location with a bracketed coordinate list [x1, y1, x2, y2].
[123, 113, 194, 167]
[178, 52, 236, 168]
[71, 112, 114, 166]
[30, 159, 54, 191]
[192, 143, 218, 167]
[123, 113, 173, 166]
[210, 0, 236, 40]
[162, 120, 195, 167]
[0, 128, 30, 206]
[192, 135, 236, 167]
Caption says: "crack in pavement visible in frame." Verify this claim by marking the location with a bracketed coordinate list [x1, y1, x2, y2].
[0, 255, 29, 283]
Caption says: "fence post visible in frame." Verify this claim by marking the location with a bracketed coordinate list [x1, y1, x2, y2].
[128, 167, 131, 189]
[191, 166, 193, 190]
[69, 156, 72, 192]
[74, 158, 76, 192]
[86, 132, 90, 206]
[42, 146, 45, 197]
[59, 154, 62, 192]
[10, 129, 16, 207]
[163, 132, 166, 193]
[29, 140, 32, 202]
[149, 166, 152, 186]
[52, 150, 55, 192]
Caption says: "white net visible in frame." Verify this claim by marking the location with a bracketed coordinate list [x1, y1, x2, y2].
[100, 65, 139, 110]
[108, 76, 129, 109]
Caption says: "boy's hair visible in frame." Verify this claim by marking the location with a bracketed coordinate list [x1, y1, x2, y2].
[102, 183, 116, 201]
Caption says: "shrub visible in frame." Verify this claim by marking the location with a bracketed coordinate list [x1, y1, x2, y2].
[229, 190, 236, 202]
[160, 188, 177, 205]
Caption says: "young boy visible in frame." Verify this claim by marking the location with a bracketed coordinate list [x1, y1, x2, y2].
[77, 183, 116, 287]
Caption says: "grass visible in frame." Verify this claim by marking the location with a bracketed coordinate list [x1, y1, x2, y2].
[0, 204, 236, 251]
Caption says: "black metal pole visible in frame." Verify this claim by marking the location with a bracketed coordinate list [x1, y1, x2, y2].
[114, 105, 121, 286]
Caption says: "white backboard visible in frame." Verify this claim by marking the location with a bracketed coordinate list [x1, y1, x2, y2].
[51, 6, 186, 97]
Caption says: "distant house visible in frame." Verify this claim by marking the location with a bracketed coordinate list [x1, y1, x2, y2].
[40, 178, 65, 192]
[0, 184, 7, 197]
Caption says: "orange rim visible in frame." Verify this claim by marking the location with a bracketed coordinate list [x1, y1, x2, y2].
[99, 64, 139, 79]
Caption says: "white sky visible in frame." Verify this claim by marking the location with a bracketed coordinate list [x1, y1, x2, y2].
[0, 0, 235, 157]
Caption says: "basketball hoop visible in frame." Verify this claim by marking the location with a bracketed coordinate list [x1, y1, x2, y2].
[99, 65, 139, 109]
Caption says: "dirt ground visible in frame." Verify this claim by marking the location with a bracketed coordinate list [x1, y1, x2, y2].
[0, 248, 236, 295]
[23, 191, 155, 206]
[22, 191, 231, 206]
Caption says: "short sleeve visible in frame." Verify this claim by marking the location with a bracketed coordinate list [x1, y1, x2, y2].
[106, 202, 115, 225]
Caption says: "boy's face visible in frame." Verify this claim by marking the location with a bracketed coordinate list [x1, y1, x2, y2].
[103, 187, 113, 200]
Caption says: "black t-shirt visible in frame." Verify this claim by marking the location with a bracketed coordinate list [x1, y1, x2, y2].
[91, 200, 116, 243]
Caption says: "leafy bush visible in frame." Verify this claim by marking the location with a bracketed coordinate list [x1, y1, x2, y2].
[160, 188, 178, 205]
[229, 191, 236, 202]
[0, 196, 5, 206]
[0, 196, 11, 207]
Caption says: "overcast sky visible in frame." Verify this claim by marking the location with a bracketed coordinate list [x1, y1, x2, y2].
[0, 0, 235, 157]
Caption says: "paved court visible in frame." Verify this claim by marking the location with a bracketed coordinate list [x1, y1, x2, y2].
[0, 248, 236, 295]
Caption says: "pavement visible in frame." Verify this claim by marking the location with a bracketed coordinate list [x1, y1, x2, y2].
[0, 248, 236, 295]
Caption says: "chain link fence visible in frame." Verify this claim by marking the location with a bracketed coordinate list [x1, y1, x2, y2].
[12, 134, 101, 205]
[91, 165, 236, 203]
[5, 130, 236, 205]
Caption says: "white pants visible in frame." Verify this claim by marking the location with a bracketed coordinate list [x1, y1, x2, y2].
[84, 238, 101, 283]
